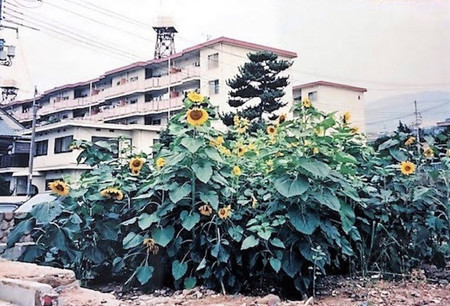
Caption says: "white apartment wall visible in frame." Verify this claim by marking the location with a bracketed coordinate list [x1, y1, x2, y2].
[295, 86, 366, 132]
[199, 44, 295, 124]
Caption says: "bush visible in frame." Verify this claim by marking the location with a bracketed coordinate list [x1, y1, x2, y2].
[7, 93, 450, 296]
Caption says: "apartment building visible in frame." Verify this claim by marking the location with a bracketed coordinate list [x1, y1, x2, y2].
[0, 37, 297, 194]
[292, 81, 367, 132]
[2, 37, 297, 129]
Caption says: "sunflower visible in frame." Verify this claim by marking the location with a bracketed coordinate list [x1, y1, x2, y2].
[233, 165, 241, 176]
[131, 168, 140, 176]
[266, 160, 274, 173]
[343, 112, 351, 124]
[400, 161, 416, 175]
[210, 136, 224, 147]
[198, 204, 213, 216]
[303, 98, 311, 108]
[48, 180, 70, 196]
[351, 127, 360, 134]
[424, 148, 434, 158]
[236, 146, 247, 157]
[218, 205, 231, 219]
[405, 137, 415, 147]
[247, 143, 256, 151]
[304, 140, 311, 146]
[313, 147, 319, 155]
[278, 114, 287, 124]
[187, 108, 209, 126]
[100, 187, 124, 201]
[156, 157, 165, 170]
[267, 125, 277, 136]
[143, 238, 159, 254]
[187, 91, 204, 103]
[233, 115, 240, 126]
[129, 157, 145, 170]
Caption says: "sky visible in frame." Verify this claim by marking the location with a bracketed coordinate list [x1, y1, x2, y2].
[1, 0, 450, 110]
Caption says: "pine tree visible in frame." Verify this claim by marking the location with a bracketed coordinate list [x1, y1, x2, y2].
[221, 51, 293, 128]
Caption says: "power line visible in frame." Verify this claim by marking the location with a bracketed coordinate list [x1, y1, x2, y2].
[3, 6, 143, 60]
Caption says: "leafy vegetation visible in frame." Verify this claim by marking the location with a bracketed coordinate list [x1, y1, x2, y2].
[7, 92, 450, 297]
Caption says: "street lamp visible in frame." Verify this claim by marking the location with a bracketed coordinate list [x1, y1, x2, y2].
[0, 38, 15, 66]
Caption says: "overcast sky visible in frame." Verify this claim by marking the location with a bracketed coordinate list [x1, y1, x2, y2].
[1, 0, 450, 105]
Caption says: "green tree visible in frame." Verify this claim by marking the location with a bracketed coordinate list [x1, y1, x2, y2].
[221, 51, 293, 129]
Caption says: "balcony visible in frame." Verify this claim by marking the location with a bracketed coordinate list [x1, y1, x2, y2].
[0, 153, 29, 168]
[78, 96, 184, 122]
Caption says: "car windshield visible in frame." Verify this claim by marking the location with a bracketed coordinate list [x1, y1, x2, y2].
[15, 193, 57, 213]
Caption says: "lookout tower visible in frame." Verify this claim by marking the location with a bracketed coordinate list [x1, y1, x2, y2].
[153, 16, 177, 59]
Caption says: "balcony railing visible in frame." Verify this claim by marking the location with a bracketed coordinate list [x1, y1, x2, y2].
[79, 97, 184, 121]
[0, 153, 29, 168]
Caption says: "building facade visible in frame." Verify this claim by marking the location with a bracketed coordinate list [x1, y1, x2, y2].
[292, 81, 367, 132]
[0, 37, 297, 195]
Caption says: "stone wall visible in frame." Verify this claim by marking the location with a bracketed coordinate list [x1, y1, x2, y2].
[0, 213, 33, 259]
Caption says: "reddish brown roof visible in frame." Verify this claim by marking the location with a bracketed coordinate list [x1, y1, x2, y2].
[293, 81, 367, 93]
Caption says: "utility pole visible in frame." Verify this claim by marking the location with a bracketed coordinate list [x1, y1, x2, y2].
[414, 100, 421, 155]
[26, 86, 38, 197]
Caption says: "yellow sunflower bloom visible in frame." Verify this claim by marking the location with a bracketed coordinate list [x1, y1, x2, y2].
[278, 114, 287, 124]
[405, 137, 415, 147]
[156, 157, 165, 170]
[187, 108, 209, 126]
[304, 140, 311, 146]
[198, 204, 213, 216]
[131, 168, 140, 176]
[267, 125, 277, 136]
[313, 147, 319, 155]
[48, 180, 70, 196]
[100, 187, 124, 201]
[187, 91, 204, 103]
[424, 148, 434, 158]
[233, 165, 241, 176]
[303, 98, 311, 108]
[218, 145, 231, 156]
[447, 149, 450, 156]
[400, 161, 416, 176]
[266, 159, 274, 173]
[218, 205, 231, 219]
[129, 157, 145, 170]
[233, 115, 240, 126]
[351, 127, 360, 134]
[343, 112, 351, 124]
[247, 143, 256, 151]
[236, 146, 247, 157]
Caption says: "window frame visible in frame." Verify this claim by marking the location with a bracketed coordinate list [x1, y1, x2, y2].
[207, 53, 219, 70]
[34, 140, 48, 156]
[54, 135, 73, 154]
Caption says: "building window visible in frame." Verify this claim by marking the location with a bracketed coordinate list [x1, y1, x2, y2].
[130, 99, 138, 104]
[358, 95, 361, 100]
[208, 79, 219, 95]
[208, 53, 219, 69]
[308, 91, 318, 101]
[152, 119, 161, 125]
[130, 76, 139, 82]
[34, 140, 48, 156]
[54, 136, 73, 154]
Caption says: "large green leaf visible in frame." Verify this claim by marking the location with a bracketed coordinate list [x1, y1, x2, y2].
[339, 201, 355, 234]
[199, 190, 219, 210]
[228, 225, 244, 242]
[169, 183, 191, 204]
[181, 137, 204, 153]
[378, 138, 399, 151]
[269, 257, 281, 272]
[136, 265, 154, 285]
[274, 176, 309, 198]
[316, 190, 340, 211]
[31, 201, 62, 224]
[298, 159, 331, 178]
[241, 235, 260, 250]
[192, 162, 213, 184]
[184, 277, 197, 289]
[270, 238, 285, 249]
[123, 232, 143, 249]
[7, 219, 34, 248]
[335, 152, 358, 164]
[389, 148, 408, 162]
[282, 252, 301, 278]
[180, 211, 200, 231]
[96, 220, 119, 240]
[153, 226, 175, 247]
[205, 147, 224, 163]
[288, 208, 320, 235]
[172, 260, 188, 280]
[138, 213, 160, 230]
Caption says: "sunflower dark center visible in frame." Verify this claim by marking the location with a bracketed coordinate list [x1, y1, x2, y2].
[132, 160, 141, 167]
[190, 110, 204, 120]
[56, 184, 64, 191]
